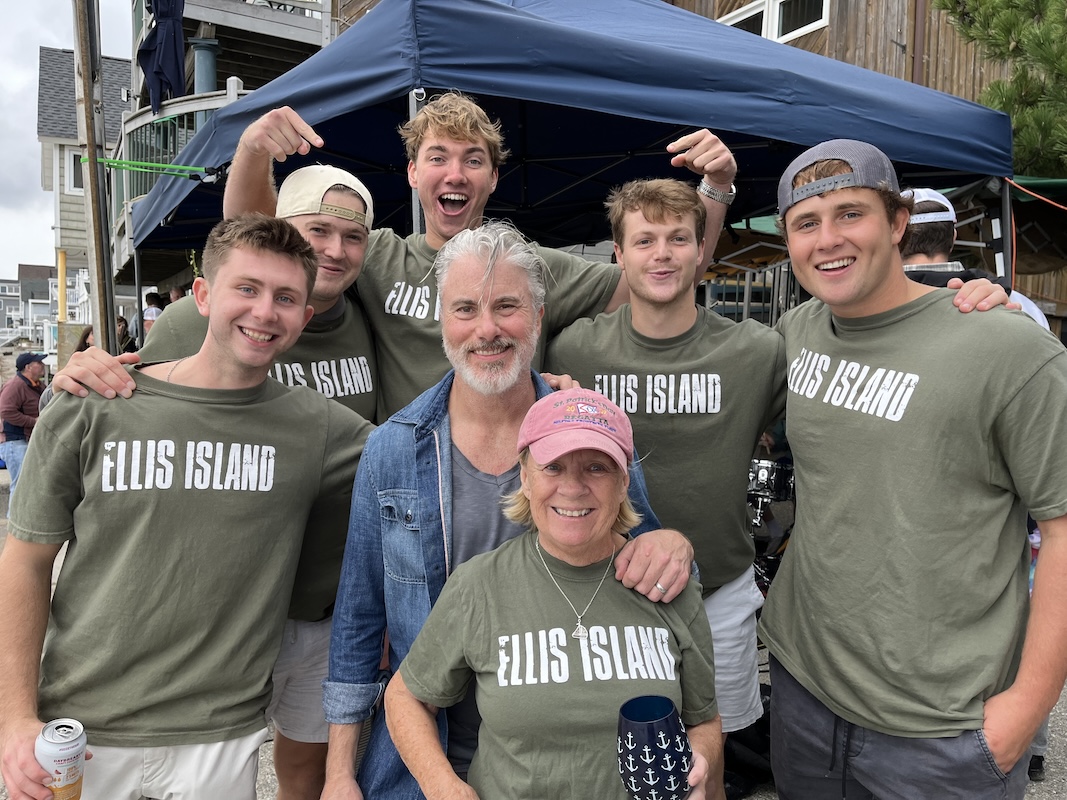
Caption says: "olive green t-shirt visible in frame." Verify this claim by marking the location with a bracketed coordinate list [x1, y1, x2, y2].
[546, 305, 787, 591]
[761, 291, 1067, 737]
[10, 368, 367, 746]
[400, 534, 718, 799]
[141, 295, 376, 620]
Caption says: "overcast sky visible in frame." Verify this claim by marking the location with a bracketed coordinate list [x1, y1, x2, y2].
[0, 0, 129, 279]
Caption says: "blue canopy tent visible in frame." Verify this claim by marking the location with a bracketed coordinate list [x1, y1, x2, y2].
[131, 0, 1012, 256]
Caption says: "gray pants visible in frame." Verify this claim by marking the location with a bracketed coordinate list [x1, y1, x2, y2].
[769, 657, 1028, 800]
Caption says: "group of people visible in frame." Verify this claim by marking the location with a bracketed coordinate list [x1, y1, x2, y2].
[0, 89, 1062, 800]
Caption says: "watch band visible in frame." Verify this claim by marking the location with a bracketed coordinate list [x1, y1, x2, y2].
[698, 179, 736, 206]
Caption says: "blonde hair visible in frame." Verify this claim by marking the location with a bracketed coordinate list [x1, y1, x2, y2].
[399, 91, 510, 167]
[502, 449, 642, 537]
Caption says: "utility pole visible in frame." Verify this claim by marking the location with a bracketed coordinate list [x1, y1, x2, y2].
[71, 0, 117, 354]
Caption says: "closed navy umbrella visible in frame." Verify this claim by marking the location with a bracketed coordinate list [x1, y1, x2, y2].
[137, 0, 185, 114]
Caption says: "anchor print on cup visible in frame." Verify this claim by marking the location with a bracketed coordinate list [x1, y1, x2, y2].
[618, 695, 693, 800]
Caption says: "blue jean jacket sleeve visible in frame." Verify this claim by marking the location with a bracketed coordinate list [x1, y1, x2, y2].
[626, 451, 661, 535]
[323, 439, 388, 724]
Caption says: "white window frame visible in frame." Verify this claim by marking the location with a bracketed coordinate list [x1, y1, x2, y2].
[718, 0, 829, 45]
[65, 147, 85, 195]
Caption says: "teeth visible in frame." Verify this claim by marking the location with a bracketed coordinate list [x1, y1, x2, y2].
[554, 508, 591, 517]
[241, 328, 275, 343]
[441, 193, 468, 202]
[472, 342, 508, 356]
[818, 258, 853, 271]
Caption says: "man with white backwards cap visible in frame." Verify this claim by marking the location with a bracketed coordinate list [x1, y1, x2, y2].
[147, 163, 378, 800]
[760, 139, 1067, 799]
[901, 186, 1050, 328]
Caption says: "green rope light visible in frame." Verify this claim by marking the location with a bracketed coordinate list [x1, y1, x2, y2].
[80, 156, 216, 178]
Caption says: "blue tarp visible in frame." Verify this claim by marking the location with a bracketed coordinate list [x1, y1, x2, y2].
[132, 0, 1013, 250]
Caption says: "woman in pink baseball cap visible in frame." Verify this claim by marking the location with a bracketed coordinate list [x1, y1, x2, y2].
[384, 389, 725, 800]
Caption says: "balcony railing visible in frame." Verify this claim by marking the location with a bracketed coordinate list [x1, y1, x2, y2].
[120, 77, 248, 202]
[110, 77, 248, 272]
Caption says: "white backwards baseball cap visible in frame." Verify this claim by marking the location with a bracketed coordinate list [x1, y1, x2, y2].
[901, 188, 957, 224]
[276, 164, 374, 229]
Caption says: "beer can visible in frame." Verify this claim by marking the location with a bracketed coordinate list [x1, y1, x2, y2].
[34, 718, 86, 800]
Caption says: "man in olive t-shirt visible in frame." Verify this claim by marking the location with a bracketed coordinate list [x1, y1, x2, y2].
[0, 216, 370, 800]
[547, 178, 784, 737]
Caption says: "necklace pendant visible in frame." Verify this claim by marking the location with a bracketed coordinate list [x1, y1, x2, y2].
[572, 622, 588, 640]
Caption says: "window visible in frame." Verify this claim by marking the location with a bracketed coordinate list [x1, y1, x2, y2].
[719, 0, 828, 44]
[66, 148, 84, 195]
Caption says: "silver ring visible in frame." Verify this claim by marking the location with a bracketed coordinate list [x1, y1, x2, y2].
[654, 582, 668, 594]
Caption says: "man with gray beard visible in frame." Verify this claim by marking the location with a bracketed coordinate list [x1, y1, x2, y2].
[322, 221, 695, 800]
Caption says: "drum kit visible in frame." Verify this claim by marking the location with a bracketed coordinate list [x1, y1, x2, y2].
[747, 458, 794, 596]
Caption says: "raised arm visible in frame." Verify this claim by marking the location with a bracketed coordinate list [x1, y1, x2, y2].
[223, 107, 323, 218]
[0, 537, 64, 800]
[668, 129, 738, 280]
[602, 130, 738, 313]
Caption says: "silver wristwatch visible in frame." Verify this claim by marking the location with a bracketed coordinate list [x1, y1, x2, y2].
[697, 179, 736, 206]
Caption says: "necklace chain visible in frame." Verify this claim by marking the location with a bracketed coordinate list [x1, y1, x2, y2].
[166, 357, 188, 383]
[535, 539, 615, 640]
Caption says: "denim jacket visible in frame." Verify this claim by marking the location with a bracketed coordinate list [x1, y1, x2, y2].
[324, 369, 661, 798]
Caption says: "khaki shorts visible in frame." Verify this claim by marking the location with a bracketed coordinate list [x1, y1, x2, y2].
[82, 727, 267, 800]
[266, 616, 333, 743]
[702, 564, 765, 733]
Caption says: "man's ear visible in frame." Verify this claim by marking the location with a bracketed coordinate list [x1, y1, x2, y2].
[192, 276, 211, 318]
[890, 207, 910, 246]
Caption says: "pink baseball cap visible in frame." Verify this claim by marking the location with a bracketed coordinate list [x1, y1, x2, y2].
[517, 389, 633, 471]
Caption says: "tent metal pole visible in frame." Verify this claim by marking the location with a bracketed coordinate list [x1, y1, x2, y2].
[133, 248, 144, 347]
[1001, 179, 1013, 285]
[409, 89, 427, 235]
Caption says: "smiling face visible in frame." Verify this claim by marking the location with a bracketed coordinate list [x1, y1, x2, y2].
[441, 253, 542, 396]
[783, 186, 911, 318]
[408, 135, 498, 250]
[616, 208, 704, 310]
[286, 189, 368, 311]
[522, 449, 629, 564]
[194, 246, 314, 384]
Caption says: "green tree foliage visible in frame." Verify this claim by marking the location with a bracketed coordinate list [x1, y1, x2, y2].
[936, 0, 1067, 176]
